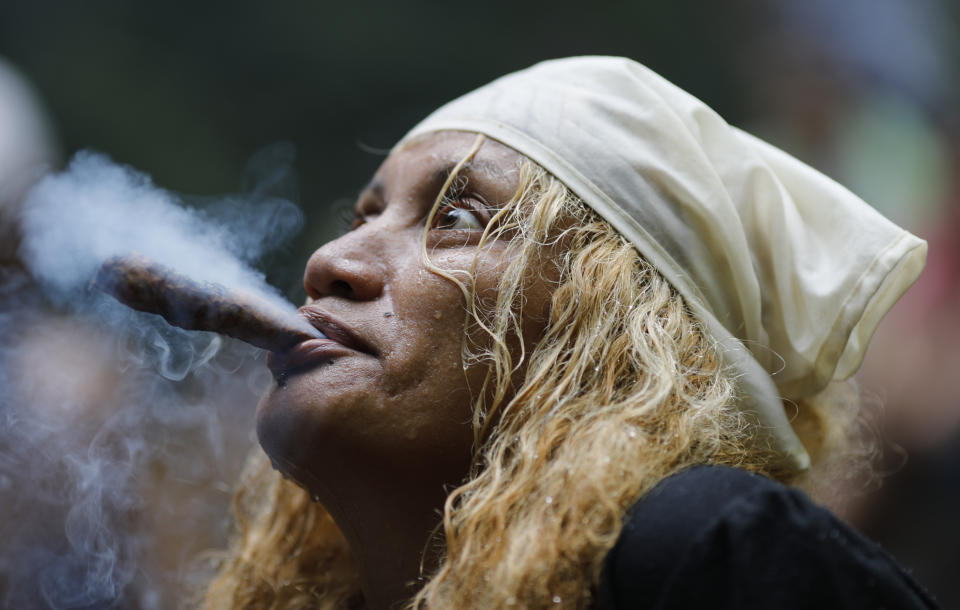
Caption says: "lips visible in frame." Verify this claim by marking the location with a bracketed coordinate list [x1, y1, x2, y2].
[266, 307, 374, 381]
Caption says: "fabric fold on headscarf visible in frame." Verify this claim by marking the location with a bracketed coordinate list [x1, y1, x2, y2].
[399, 56, 927, 472]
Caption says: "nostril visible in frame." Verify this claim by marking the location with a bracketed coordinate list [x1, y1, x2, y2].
[330, 279, 353, 299]
[304, 250, 383, 302]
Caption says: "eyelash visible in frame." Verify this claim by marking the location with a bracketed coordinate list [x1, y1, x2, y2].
[348, 186, 488, 232]
[431, 196, 485, 230]
[434, 176, 490, 227]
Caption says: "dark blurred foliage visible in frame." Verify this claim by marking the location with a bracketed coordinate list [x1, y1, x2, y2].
[0, 0, 762, 298]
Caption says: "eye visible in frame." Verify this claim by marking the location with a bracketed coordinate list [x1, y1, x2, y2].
[433, 203, 484, 230]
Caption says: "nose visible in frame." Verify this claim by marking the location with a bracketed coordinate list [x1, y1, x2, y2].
[303, 234, 385, 301]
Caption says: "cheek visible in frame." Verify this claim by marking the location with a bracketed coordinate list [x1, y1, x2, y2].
[518, 270, 555, 347]
[458, 247, 555, 396]
[384, 260, 474, 378]
[375, 314, 476, 450]
[368, 374, 475, 467]
[256, 344, 476, 480]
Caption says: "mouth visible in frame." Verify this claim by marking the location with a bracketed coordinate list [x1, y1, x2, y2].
[266, 307, 375, 382]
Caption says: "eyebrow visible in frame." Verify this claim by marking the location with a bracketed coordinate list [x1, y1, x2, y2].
[358, 157, 512, 205]
[430, 159, 511, 197]
[441, 158, 510, 182]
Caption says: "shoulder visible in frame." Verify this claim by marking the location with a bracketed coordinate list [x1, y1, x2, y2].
[596, 465, 938, 610]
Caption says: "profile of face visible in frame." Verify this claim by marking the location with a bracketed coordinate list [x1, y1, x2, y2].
[256, 132, 553, 510]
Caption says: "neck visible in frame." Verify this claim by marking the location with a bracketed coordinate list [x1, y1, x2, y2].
[316, 464, 450, 610]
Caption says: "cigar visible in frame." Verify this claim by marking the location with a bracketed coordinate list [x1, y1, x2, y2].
[93, 254, 322, 352]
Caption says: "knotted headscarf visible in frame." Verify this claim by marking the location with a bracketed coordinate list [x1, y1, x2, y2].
[400, 56, 927, 471]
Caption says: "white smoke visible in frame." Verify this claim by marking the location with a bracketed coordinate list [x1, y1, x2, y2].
[19, 148, 302, 311]
[0, 145, 304, 608]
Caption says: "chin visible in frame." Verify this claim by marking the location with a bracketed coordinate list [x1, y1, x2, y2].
[254, 374, 377, 483]
[254, 389, 335, 500]
[256, 362, 353, 450]
[255, 390, 303, 471]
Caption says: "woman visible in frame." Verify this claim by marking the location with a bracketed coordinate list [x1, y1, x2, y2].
[205, 57, 934, 609]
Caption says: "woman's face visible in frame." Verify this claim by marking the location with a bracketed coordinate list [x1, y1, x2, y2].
[256, 132, 551, 501]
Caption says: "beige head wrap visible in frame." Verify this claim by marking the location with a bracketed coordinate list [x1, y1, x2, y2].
[401, 56, 926, 471]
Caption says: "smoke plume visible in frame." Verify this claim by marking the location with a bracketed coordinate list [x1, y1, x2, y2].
[0, 145, 304, 608]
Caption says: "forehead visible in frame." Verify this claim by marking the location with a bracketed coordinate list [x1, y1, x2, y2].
[370, 132, 524, 200]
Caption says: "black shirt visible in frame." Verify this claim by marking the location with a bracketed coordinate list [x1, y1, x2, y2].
[596, 466, 939, 609]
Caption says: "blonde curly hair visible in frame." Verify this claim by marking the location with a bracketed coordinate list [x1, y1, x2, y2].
[203, 137, 867, 609]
